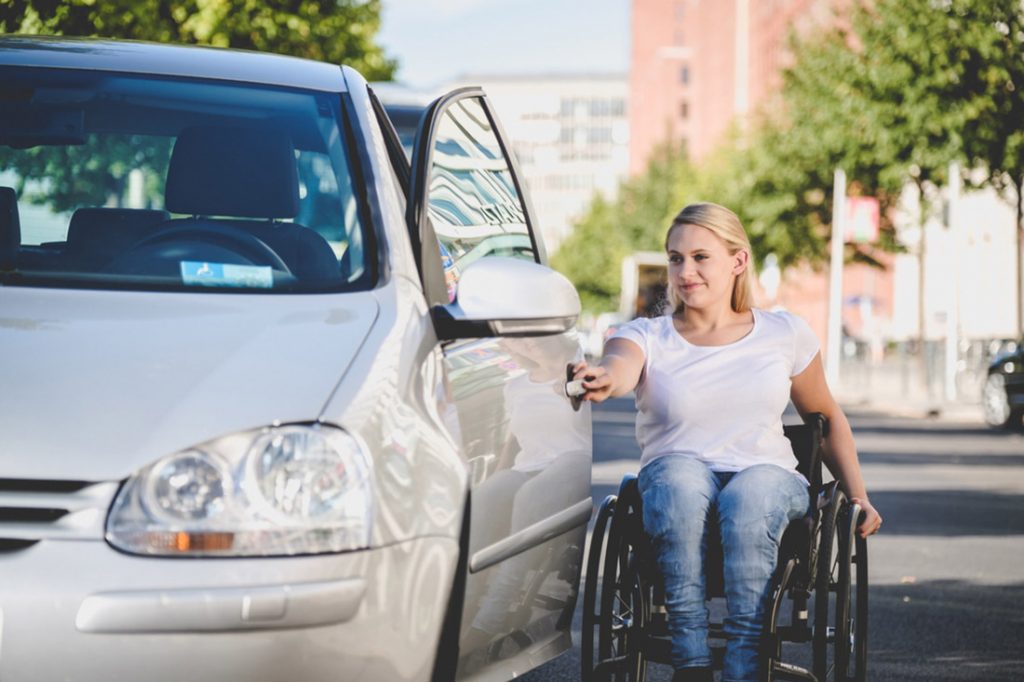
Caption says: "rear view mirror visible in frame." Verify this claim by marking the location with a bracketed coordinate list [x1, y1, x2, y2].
[431, 256, 580, 339]
[0, 107, 86, 147]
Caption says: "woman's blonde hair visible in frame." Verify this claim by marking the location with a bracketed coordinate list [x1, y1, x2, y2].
[664, 202, 754, 314]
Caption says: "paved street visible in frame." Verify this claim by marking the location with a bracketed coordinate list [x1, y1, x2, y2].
[521, 397, 1024, 681]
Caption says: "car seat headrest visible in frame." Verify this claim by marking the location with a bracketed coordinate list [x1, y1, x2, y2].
[0, 183, 19, 241]
[0, 186, 20, 260]
[165, 126, 299, 219]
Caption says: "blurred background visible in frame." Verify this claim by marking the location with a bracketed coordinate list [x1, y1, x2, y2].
[378, 0, 1023, 424]
[3, 3, 1022, 679]
[2, 0, 1021, 420]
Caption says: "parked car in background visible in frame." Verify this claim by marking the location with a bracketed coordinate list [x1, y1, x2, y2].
[369, 81, 434, 159]
[579, 311, 627, 360]
[0, 36, 591, 682]
[983, 341, 1024, 429]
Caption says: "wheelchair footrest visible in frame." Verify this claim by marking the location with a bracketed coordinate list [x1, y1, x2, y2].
[775, 624, 813, 643]
[593, 656, 630, 676]
[771, 660, 817, 681]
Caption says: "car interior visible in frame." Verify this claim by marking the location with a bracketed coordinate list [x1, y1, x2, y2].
[0, 68, 369, 292]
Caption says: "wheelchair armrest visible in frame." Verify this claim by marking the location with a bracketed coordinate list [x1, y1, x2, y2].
[805, 411, 829, 439]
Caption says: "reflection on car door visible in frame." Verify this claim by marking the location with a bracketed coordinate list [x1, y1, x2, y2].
[408, 90, 592, 677]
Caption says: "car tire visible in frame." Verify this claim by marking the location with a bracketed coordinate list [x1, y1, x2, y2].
[982, 373, 1022, 428]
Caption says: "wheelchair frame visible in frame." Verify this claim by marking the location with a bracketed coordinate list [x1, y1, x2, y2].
[581, 413, 868, 682]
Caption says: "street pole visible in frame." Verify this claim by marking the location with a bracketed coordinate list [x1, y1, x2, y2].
[827, 169, 846, 388]
[945, 161, 961, 402]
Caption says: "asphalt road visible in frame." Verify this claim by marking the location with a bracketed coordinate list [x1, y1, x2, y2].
[520, 398, 1024, 681]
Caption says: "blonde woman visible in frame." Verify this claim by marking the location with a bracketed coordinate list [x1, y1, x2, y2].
[573, 203, 881, 682]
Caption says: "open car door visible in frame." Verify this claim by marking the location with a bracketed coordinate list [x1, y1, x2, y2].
[407, 89, 593, 679]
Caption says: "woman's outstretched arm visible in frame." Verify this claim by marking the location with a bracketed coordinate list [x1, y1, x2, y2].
[572, 338, 646, 403]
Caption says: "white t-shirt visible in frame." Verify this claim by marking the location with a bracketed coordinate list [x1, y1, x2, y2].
[610, 308, 820, 475]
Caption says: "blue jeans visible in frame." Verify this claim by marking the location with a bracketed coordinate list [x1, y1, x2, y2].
[637, 456, 808, 682]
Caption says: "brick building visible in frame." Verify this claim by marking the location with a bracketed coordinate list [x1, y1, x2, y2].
[629, 0, 834, 169]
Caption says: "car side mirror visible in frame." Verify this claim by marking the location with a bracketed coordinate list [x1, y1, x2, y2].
[431, 256, 580, 340]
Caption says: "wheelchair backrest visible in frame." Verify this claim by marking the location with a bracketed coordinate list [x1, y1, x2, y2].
[782, 412, 828, 498]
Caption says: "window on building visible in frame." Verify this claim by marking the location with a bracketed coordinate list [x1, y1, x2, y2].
[680, 100, 689, 119]
[589, 99, 611, 118]
[588, 127, 612, 144]
[559, 149, 611, 162]
[545, 175, 564, 191]
[680, 65, 690, 85]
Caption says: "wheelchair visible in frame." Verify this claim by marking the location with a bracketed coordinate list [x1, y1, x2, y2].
[581, 414, 868, 682]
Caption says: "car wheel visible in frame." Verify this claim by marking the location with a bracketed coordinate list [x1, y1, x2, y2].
[982, 373, 1020, 428]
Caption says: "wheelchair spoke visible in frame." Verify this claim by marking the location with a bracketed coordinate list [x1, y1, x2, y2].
[612, 595, 635, 625]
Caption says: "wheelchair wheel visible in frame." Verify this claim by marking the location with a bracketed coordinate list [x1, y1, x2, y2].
[582, 487, 649, 681]
[582, 495, 616, 680]
[813, 493, 868, 682]
[850, 511, 869, 681]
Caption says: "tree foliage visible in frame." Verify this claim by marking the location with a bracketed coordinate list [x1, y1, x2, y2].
[4, 136, 173, 214]
[782, 0, 1024, 330]
[0, 0, 396, 79]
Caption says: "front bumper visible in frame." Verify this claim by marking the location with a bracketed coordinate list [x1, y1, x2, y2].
[0, 536, 457, 681]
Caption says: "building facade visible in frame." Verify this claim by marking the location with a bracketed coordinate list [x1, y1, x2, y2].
[450, 74, 630, 254]
[629, 0, 834, 169]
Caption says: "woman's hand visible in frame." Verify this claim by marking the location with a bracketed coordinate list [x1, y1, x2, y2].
[572, 361, 614, 403]
[850, 496, 882, 539]
[570, 338, 645, 403]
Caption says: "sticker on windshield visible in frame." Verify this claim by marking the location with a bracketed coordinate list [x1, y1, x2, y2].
[180, 261, 274, 289]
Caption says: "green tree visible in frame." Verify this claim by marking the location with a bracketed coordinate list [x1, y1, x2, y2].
[952, 0, 1024, 335]
[0, 0, 396, 79]
[551, 194, 627, 312]
[781, 0, 1024, 333]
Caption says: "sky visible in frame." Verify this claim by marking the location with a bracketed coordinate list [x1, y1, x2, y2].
[377, 0, 631, 89]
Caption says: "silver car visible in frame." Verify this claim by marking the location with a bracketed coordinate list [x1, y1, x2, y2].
[0, 37, 592, 681]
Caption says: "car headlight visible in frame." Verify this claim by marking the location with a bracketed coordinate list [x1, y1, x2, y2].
[106, 424, 373, 557]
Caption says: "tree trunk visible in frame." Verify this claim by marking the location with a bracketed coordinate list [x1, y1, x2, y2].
[1017, 176, 1023, 340]
[917, 179, 929, 395]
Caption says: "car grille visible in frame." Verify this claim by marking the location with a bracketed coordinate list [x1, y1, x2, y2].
[0, 478, 120, 552]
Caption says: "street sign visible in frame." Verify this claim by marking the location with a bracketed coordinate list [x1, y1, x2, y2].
[844, 196, 880, 243]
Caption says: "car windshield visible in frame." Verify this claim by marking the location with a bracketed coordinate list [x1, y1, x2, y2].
[0, 67, 370, 293]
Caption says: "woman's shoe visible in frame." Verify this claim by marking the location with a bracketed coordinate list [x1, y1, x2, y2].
[671, 666, 713, 682]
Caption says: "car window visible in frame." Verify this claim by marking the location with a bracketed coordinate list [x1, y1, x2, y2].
[0, 67, 371, 293]
[425, 96, 536, 302]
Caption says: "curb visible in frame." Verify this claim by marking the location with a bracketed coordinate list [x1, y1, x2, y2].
[836, 394, 985, 424]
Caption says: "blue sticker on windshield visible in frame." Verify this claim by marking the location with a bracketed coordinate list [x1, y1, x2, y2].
[180, 261, 273, 289]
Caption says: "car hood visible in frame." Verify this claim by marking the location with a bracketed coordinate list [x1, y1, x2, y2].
[0, 287, 378, 481]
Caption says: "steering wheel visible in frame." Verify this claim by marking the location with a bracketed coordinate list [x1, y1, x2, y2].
[118, 222, 292, 274]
